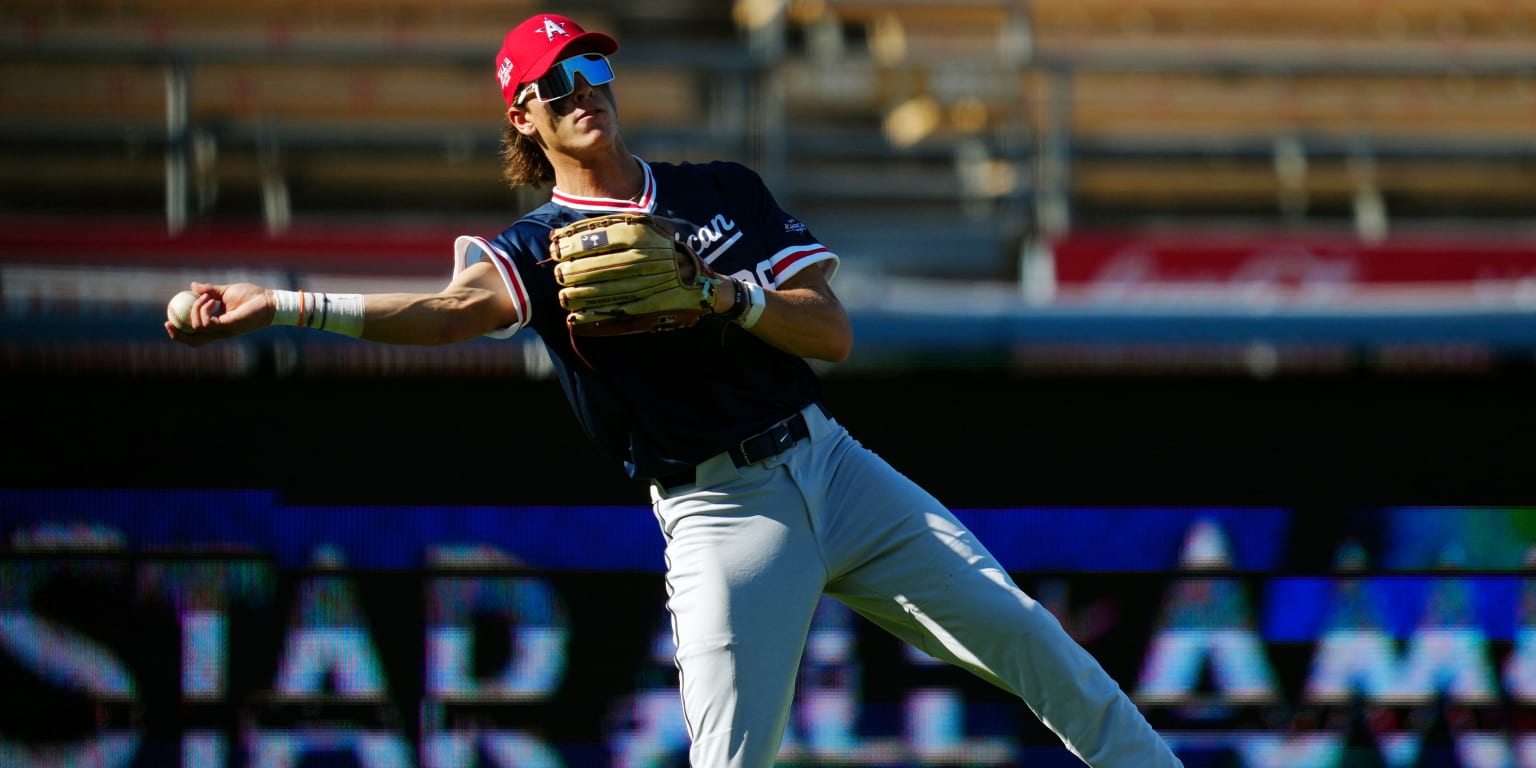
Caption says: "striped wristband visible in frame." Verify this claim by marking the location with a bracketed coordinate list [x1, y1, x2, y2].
[269, 290, 365, 338]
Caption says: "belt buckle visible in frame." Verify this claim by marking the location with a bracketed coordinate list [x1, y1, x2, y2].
[736, 432, 763, 466]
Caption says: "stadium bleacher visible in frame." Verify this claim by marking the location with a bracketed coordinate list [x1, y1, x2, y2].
[0, 0, 1532, 278]
[0, 1, 738, 219]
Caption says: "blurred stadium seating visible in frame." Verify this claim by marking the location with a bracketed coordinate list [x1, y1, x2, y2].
[0, 0, 743, 222]
[3, 0, 1533, 250]
[2, 0, 1536, 373]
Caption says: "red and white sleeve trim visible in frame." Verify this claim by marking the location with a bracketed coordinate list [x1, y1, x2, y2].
[760, 244, 838, 288]
[453, 235, 529, 339]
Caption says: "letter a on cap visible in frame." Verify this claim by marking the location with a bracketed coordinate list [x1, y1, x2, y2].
[541, 17, 569, 41]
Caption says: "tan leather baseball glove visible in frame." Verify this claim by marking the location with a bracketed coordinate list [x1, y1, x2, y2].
[548, 213, 720, 335]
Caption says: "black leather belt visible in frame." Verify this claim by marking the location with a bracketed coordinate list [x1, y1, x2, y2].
[654, 408, 815, 491]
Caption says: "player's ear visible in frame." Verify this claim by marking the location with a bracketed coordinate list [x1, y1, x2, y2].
[508, 105, 540, 137]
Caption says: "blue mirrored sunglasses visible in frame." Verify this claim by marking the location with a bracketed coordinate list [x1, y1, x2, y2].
[516, 53, 615, 106]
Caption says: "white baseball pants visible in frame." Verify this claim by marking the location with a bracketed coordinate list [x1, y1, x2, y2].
[649, 402, 1182, 768]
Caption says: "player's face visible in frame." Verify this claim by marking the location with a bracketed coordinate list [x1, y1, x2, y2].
[514, 52, 621, 155]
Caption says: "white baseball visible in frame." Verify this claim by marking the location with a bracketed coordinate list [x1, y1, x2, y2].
[167, 290, 202, 332]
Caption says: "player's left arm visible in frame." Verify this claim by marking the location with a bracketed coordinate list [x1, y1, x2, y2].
[728, 261, 850, 362]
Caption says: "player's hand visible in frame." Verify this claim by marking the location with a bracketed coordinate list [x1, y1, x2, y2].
[675, 245, 699, 282]
[164, 281, 273, 346]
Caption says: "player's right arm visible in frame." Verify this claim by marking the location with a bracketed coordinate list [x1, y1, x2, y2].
[165, 260, 520, 347]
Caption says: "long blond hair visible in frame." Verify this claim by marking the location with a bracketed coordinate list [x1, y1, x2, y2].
[499, 117, 554, 189]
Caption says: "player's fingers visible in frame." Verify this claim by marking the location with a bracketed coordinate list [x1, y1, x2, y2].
[676, 250, 696, 281]
[165, 319, 216, 347]
[185, 282, 228, 320]
[204, 296, 267, 335]
[191, 294, 224, 325]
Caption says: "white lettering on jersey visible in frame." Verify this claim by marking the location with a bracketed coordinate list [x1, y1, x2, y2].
[541, 18, 569, 41]
[687, 214, 743, 265]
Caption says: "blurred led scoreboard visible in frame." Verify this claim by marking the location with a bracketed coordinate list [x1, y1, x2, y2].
[4, 492, 1536, 767]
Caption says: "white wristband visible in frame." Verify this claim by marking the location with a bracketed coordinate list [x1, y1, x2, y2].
[269, 290, 365, 338]
[738, 280, 766, 329]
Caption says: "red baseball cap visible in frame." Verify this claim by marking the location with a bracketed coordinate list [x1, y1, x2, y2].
[495, 14, 619, 108]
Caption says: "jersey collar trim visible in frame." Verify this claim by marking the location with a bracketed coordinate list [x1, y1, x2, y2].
[550, 157, 655, 213]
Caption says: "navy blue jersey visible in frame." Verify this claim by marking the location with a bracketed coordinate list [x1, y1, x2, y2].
[453, 158, 840, 480]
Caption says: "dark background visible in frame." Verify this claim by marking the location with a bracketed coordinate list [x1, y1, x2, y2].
[10, 365, 1535, 508]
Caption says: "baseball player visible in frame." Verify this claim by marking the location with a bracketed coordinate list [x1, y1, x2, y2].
[165, 12, 1182, 768]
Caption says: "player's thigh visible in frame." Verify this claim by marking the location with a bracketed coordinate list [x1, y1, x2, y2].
[821, 487, 1068, 689]
[829, 551, 1059, 690]
[662, 500, 828, 654]
[657, 470, 835, 694]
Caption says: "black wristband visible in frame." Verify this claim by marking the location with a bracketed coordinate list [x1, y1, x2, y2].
[718, 278, 749, 323]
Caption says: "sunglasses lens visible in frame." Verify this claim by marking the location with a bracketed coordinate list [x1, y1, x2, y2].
[528, 54, 614, 103]
[564, 54, 614, 88]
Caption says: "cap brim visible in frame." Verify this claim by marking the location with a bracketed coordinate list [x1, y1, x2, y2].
[523, 31, 620, 85]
